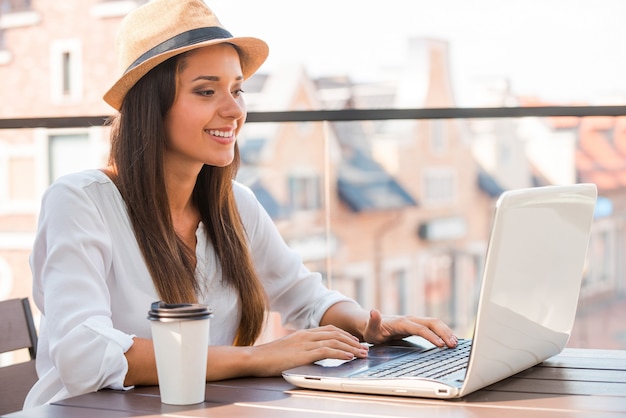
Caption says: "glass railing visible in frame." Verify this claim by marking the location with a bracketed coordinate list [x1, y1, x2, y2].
[1, 105, 625, 349]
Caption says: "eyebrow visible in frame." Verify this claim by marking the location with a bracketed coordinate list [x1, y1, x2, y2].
[191, 75, 244, 82]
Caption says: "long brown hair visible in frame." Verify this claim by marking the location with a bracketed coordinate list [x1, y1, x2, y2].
[107, 53, 267, 346]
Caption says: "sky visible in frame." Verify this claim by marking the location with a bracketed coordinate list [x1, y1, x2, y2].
[209, 0, 626, 107]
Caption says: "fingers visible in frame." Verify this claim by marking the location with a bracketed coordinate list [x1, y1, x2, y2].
[251, 327, 371, 377]
[368, 309, 383, 327]
[363, 312, 458, 348]
[295, 325, 369, 360]
[409, 317, 458, 348]
[362, 309, 383, 340]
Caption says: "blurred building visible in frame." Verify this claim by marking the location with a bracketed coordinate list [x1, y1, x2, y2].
[0, 0, 126, 310]
[239, 39, 505, 336]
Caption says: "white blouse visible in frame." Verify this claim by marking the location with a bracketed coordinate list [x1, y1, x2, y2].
[24, 169, 353, 408]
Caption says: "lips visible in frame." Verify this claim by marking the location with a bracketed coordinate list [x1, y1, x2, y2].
[205, 129, 236, 145]
[205, 129, 233, 138]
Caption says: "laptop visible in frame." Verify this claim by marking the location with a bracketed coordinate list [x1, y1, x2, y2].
[283, 183, 598, 399]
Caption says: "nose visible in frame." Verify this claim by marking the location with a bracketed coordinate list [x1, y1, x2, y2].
[219, 93, 246, 120]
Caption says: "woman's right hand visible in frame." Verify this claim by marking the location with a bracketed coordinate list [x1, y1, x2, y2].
[246, 325, 369, 377]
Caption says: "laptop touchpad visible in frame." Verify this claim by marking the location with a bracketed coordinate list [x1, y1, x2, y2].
[308, 345, 430, 377]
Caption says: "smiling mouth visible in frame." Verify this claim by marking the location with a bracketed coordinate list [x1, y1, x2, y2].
[205, 129, 234, 138]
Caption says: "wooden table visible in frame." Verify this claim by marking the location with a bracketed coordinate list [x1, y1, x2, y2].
[4, 348, 626, 417]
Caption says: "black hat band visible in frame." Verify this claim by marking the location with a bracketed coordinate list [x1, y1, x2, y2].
[125, 26, 234, 74]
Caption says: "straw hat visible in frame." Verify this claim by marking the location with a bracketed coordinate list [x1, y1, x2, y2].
[103, 0, 269, 110]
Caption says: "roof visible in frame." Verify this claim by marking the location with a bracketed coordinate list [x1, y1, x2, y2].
[477, 168, 505, 198]
[576, 116, 626, 190]
[249, 182, 286, 220]
[338, 149, 417, 212]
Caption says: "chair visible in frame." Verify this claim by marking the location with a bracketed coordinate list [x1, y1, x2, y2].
[0, 298, 38, 415]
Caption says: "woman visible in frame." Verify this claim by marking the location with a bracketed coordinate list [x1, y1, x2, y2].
[25, 0, 457, 408]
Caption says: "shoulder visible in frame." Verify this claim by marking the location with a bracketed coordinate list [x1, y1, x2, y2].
[232, 180, 259, 212]
[48, 169, 112, 190]
[231, 180, 273, 239]
[42, 169, 117, 207]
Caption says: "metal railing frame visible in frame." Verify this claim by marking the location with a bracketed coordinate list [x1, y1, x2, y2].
[1, 105, 626, 129]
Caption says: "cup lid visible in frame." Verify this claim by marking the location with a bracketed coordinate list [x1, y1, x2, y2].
[147, 301, 213, 321]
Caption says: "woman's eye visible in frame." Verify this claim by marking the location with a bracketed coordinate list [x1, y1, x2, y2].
[233, 89, 245, 97]
[197, 89, 215, 97]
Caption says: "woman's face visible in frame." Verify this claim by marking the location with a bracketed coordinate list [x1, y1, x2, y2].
[163, 44, 246, 173]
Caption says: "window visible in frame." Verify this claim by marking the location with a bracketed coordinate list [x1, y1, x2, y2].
[582, 226, 615, 298]
[423, 254, 453, 325]
[0, 142, 38, 214]
[0, 0, 39, 29]
[388, 269, 408, 315]
[422, 168, 456, 205]
[288, 173, 321, 211]
[0, 0, 31, 13]
[90, 0, 148, 18]
[333, 276, 366, 307]
[50, 39, 82, 103]
[498, 140, 512, 165]
[430, 120, 448, 155]
[61, 51, 71, 95]
[48, 133, 91, 183]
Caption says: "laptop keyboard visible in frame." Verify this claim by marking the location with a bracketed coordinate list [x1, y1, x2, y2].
[354, 339, 472, 380]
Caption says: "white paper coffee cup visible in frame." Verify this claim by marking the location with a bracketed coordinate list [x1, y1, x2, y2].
[148, 301, 213, 405]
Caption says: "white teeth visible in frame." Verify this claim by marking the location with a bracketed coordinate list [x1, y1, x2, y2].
[206, 129, 233, 138]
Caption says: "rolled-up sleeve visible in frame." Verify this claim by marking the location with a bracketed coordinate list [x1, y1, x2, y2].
[234, 183, 358, 329]
[30, 178, 134, 398]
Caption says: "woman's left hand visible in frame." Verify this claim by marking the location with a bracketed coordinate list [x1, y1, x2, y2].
[362, 309, 458, 348]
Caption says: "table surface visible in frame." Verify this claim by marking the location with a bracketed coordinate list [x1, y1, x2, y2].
[4, 348, 626, 418]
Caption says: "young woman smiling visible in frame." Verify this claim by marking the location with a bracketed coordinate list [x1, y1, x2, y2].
[24, 0, 457, 409]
